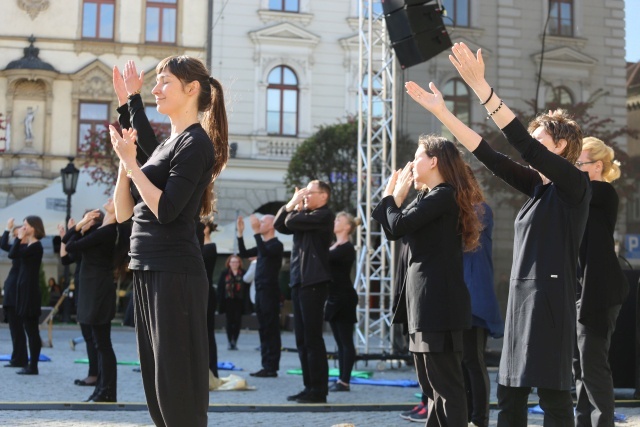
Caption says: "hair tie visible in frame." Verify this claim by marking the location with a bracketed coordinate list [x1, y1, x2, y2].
[209, 76, 215, 85]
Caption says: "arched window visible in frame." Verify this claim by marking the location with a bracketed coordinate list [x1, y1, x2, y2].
[267, 66, 299, 136]
[546, 86, 573, 106]
[441, 78, 471, 141]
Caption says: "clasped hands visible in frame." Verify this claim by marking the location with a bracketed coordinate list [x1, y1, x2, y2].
[109, 125, 138, 176]
[285, 187, 308, 212]
[384, 162, 414, 208]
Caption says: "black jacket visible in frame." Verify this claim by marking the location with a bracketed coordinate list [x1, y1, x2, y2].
[274, 204, 334, 287]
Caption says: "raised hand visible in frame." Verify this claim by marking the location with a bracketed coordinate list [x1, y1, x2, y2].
[449, 42, 490, 97]
[110, 125, 138, 167]
[17, 226, 25, 240]
[286, 187, 307, 212]
[113, 66, 128, 106]
[123, 60, 144, 96]
[67, 218, 75, 230]
[405, 81, 447, 115]
[249, 214, 260, 234]
[57, 224, 65, 237]
[384, 169, 400, 198]
[236, 215, 245, 236]
[7, 218, 14, 230]
[393, 162, 414, 207]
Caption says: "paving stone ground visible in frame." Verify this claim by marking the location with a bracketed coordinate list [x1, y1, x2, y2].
[1, 324, 638, 426]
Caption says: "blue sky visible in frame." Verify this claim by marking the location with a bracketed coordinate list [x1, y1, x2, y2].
[626, 0, 640, 62]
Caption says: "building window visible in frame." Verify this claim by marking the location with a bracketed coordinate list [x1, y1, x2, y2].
[549, 0, 573, 37]
[362, 73, 383, 119]
[82, 0, 115, 39]
[146, 0, 177, 44]
[269, 0, 299, 12]
[546, 86, 573, 106]
[267, 66, 299, 136]
[442, 78, 470, 141]
[78, 102, 110, 151]
[442, 0, 470, 27]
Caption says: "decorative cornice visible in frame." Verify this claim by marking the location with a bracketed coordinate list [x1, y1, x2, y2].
[17, 0, 50, 20]
[540, 34, 588, 50]
[257, 10, 313, 26]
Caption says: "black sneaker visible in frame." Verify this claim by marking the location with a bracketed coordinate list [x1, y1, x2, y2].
[400, 403, 425, 420]
[328, 382, 350, 392]
[296, 393, 327, 404]
[250, 369, 277, 378]
[408, 407, 428, 422]
[287, 389, 308, 401]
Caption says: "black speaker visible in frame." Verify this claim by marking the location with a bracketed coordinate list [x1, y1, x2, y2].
[383, 1, 452, 69]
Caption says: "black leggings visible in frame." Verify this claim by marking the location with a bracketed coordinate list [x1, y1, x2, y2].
[329, 321, 356, 383]
[22, 316, 41, 370]
[224, 298, 244, 345]
[91, 322, 117, 398]
[81, 322, 99, 377]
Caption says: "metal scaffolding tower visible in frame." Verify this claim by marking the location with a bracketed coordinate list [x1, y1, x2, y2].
[354, 0, 397, 354]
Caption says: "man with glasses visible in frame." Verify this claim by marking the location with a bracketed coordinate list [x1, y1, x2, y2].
[274, 180, 334, 403]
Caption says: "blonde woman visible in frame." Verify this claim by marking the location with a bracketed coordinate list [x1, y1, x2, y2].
[574, 137, 628, 427]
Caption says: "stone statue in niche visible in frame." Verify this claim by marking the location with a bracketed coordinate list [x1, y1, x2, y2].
[24, 106, 37, 141]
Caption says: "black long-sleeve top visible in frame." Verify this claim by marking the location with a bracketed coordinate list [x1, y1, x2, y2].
[372, 184, 471, 333]
[8, 239, 43, 318]
[238, 235, 283, 293]
[274, 205, 334, 287]
[64, 225, 117, 271]
[1, 231, 23, 308]
[472, 117, 590, 390]
[577, 181, 628, 333]
[325, 241, 358, 324]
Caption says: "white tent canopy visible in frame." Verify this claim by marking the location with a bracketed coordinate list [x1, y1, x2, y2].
[0, 170, 112, 235]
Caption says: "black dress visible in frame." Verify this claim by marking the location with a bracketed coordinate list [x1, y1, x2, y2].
[9, 239, 43, 319]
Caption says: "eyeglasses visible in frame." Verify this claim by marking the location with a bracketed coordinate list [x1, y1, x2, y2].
[575, 160, 596, 167]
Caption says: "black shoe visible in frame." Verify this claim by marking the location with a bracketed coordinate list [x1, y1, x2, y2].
[328, 382, 350, 392]
[250, 369, 277, 378]
[90, 394, 117, 403]
[287, 389, 308, 401]
[74, 379, 97, 386]
[296, 393, 327, 404]
[16, 367, 38, 375]
[400, 403, 425, 420]
[4, 362, 27, 368]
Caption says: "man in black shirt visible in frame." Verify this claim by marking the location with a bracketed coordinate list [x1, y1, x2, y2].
[237, 214, 283, 378]
[274, 180, 335, 404]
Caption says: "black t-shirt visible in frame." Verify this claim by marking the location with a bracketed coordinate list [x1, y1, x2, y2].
[128, 123, 214, 273]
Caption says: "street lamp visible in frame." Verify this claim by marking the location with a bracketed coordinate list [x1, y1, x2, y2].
[60, 157, 79, 323]
[60, 157, 79, 229]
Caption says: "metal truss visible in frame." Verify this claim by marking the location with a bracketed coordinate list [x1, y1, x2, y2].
[354, 0, 397, 354]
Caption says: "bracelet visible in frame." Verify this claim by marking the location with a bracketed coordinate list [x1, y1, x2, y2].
[480, 88, 494, 105]
[127, 90, 141, 99]
[126, 168, 133, 178]
[486, 99, 503, 119]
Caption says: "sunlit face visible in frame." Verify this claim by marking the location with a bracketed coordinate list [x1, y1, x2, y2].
[531, 126, 565, 155]
[228, 256, 241, 270]
[152, 70, 192, 116]
[412, 145, 432, 190]
[259, 215, 274, 235]
[22, 220, 34, 238]
[303, 183, 327, 210]
[333, 214, 351, 234]
[576, 150, 601, 181]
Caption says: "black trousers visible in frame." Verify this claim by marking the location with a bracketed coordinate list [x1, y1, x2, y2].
[462, 326, 490, 427]
[573, 305, 621, 427]
[133, 270, 209, 427]
[291, 283, 329, 396]
[81, 322, 99, 377]
[497, 384, 574, 427]
[5, 306, 28, 366]
[255, 289, 281, 372]
[206, 285, 218, 377]
[22, 316, 41, 370]
[91, 322, 117, 398]
[224, 298, 244, 346]
[329, 321, 356, 383]
[414, 350, 468, 427]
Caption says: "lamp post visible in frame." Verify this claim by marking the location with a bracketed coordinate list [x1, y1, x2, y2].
[60, 157, 79, 322]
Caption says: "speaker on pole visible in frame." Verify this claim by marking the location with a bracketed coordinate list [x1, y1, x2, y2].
[382, 0, 452, 69]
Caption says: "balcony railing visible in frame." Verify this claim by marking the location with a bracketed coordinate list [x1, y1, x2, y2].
[254, 136, 302, 160]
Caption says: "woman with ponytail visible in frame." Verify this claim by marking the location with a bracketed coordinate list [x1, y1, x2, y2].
[372, 135, 482, 426]
[573, 137, 628, 427]
[109, 56, 228, 427]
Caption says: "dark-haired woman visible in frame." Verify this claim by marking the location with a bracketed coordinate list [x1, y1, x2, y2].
[405, 42, 590, 426]
[326, 212, 358, 393]
[373, 136, 483, 426]
[217, 254, 248, 350]
[1, 219, 28, 369]
[9, 216, 45, 375]
[64, 200, 118, 402]
[110, 55, 228, 427]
